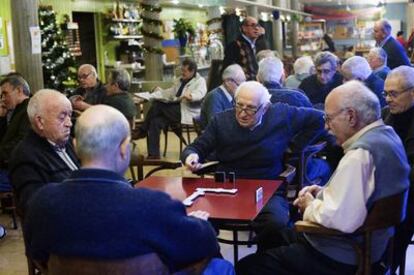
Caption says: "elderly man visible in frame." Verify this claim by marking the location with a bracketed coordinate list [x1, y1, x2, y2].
[70, 64, 106, 111]
[382, 66, 414, 272]
[23, 105, 227, 273]
[366, 47, 391, 81]
[299, 51, 343, 109]
[222, 17, 268, 80]
[257, 57, 312, 107]
[341, 55, 386, 107]
[134, 58, 206, 159]
[199, 64, 245, 130]
[285, 56, 315, 89]
[103, 68, 136, 126]
[182, 81, 325, 232]
[9, 90, 79, 214]
[237, 80, 410, 275]
[373, 19, 411, 69]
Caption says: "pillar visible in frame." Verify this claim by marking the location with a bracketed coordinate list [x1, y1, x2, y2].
[290, 0, 299, 58]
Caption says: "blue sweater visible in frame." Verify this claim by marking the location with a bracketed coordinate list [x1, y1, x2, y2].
[24, 169, 219, 272]
[306, 124, 410, 265]
[182, 104, 325, 180]
[264, 82, 312, 108]
[200, 86, 233, 130]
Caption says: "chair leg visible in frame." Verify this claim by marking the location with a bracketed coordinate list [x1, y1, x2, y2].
[163, 127, 168, 157]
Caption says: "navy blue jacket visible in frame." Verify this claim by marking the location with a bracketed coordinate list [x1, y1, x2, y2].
[24, 169, 219, 272]
[364, 73, 386, 107]
[200, 86, 233, 130]
[264, 82, 312, 108]
[382, 37, 411, 69]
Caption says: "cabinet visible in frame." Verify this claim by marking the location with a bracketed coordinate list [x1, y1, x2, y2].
[298, 20, 326, 54]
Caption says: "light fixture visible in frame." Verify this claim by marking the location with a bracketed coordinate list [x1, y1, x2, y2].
[172, 0, 179, 5]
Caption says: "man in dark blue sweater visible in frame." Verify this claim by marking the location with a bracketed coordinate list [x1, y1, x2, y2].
[182, 81, 325, 233]
[24, 105, 225, 273]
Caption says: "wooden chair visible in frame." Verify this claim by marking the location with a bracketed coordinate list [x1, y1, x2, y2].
[192, 116, 203, 137]
[0, 191, 18, 229]
[129, 154, 181, 182]
[162, 123, 196, 157]
[295, 191, 407, 275]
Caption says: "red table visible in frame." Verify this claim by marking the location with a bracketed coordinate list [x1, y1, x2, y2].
[136, 176, 283, 261]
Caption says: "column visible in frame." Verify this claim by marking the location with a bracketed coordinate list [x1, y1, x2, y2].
[290, 0, 299, 58]
[272, 0, 283, 56]
[246, 0, 258, 18]
[10, 0, 43, 93]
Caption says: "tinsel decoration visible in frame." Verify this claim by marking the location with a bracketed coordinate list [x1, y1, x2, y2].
[141, 17, 163, 26]
[140, 2, 163, 55]
[141, 28, 163, 40]
[142, 45, 164, 54]
[140, 3, 162, 13]
[38, 5, 77, 93]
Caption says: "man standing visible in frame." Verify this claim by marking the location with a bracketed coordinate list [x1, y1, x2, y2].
[70, 64, 106, 111]
[382, 65, 414, 272]
[134, 58, 206, 159]
[341, 55, 386, 107]
[373, 19, 411, 69]
[222, 17, 268, 80]
[366, 47, 391, 81]
[9, 89, 79, 214]
[24, 105, 223, 273]
[237, 80, 410, 275]
[182, 81, 325, 233]
[299, 51, 343, 109]
[199, 64, 245, 130]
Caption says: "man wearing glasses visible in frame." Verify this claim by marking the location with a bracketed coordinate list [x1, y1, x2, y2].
[299, 51, 343, 109]
[199, 64, 246, 130]
[222, 16, 268, 80]
[382, 65, 414, 273]
[182, 81, 325, 234]
[70, 64, 107, 111]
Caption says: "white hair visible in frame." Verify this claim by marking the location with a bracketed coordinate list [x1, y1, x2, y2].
[386, 66, 414, 91]
[78, 64, 98, 78]
[368, 47, 387, 64]
[342, 56, 372, 81]
[222, 64, 246, 82]
[257, 57, 284, 84]
[293, 56, 314, 75]
[235, 81, 271, 106]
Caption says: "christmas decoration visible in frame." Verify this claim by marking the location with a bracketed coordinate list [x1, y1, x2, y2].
[39, 5, 77, 93]
[140, 2, 163, 55]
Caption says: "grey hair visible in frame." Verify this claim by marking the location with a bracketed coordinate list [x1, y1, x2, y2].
[386, 66, 414, 91]
[108, 69, 131, 91]
[256, 49, 275, 63]
[75, 105, 130, 161]
[27, 89, 68, 125]
[78, 64, 98, 78]
[293, 56, 314, 75]
[378, 19, 392, 36]
[368, 47, 387, 64]
[0, 75, 31, 96]
[235, 81, 271, 106]
[257, 57, 284, 84]
[314, 51, 338, 70]
[342, 56, 372, 81]
[222, 64, 246, 82]
[335, 80, 381, 124]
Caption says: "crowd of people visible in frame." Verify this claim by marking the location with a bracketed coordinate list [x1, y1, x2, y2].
[0, 16, 413, 275]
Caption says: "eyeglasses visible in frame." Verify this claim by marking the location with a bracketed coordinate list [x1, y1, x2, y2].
[226, 78, 242, 86]
[235, 103, 262, 116]
[323, 108, 347, 124]
[382, 86, 413, 99]
[244, 23, 260, 28]
[316, 68, 334, 75]
[77, 72, 92, 80]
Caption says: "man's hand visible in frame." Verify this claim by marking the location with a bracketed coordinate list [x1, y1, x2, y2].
[70, 96, 91, 111]
[182, 90, 192, 101]
[298, 185, 322, 198]
[185, 153, 202, 171]
[188, 210, 210, 220]
[293, 192, 314, 213]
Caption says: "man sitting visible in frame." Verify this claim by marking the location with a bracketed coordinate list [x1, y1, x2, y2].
[257, 56, 312, 107]
[24, 105, 225, 273]
[182, 81, 325, 233]
[341, 55, 386, 107]
[9, 89, 79, 214]
[366, 47, 391, 81]
[199, 64, 245, 130]
[135, 58, 207, 159]
[299, 51, 343, 109]
[236, 80, 410, 275]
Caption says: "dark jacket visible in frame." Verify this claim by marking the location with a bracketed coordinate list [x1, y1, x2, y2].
[382, 36, 411, 69]
[200, 86, 233, 130]
[264, 82, 313, 108]
[364, 73, 386, 107]
[71, 80, 107, 105]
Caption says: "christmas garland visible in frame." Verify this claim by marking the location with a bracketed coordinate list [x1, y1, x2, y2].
[143, 45, 164, 54]
[141, 3, 162, 13]
[141, 28, 163, 40]
[141, 16, 163, 26]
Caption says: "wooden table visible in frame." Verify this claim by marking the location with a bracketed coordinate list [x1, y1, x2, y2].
[136, 176, 283, 261]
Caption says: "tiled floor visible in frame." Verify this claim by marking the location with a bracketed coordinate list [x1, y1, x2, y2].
[0, 132, 413, 274]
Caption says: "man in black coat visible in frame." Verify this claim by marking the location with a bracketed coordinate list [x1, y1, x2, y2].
[374, 19, 411, 69]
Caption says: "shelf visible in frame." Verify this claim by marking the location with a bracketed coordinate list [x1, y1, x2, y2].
[113, 35, 143, 40]
[112, 18, 141, 23]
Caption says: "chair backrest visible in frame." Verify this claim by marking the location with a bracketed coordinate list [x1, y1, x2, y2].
[45, 253, 169, 275]
[192, 116, 203, 137]
[133, 154, 182, 182]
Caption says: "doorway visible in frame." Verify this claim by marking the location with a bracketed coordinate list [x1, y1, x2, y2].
[72, 12, 97, 68]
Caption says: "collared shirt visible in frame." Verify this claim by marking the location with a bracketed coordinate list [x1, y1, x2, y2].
[378, 35, 391, 48]
[47, 140, 79, 171]
[303, 120, 384, 233]
[241, 33, 257, 54]
[219, 85, 233, 105]
[373, 64, 387, 73]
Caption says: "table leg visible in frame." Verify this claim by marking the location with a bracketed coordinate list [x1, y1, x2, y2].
[233, 229, 238, 263]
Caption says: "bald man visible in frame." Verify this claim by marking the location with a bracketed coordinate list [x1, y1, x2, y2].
[9, 89, 79, 214]
[182, 81, 326, 234]
[23, 105, 226, 273]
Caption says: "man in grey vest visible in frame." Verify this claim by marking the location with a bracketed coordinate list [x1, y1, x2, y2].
[236, 80, 410, 275]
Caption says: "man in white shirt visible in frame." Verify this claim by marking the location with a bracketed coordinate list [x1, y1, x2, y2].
[236, 80, 410, 275]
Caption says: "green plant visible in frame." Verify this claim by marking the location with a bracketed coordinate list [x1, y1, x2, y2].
[172, 18, 195, 38]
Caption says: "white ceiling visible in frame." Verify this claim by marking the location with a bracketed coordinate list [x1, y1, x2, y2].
[299, 0, 407, 4]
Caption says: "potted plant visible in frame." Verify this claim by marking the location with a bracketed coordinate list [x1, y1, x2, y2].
[172, 18, 195, 55]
